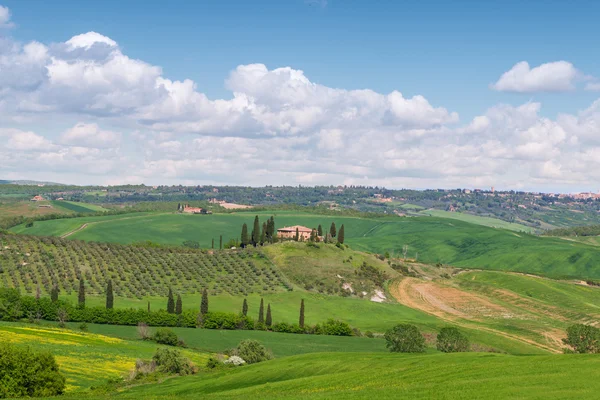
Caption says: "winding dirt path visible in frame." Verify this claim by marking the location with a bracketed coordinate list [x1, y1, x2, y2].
[389, 278, 561, 353]
[61, 223, 88, 238]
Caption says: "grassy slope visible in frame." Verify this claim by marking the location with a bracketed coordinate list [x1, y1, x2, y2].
[52, 200, 107, 213]
[0, 322, 208, 392]
[420, 209, 535, 233]
[90, 352, 600, 399]
[11, 210, 600, 279]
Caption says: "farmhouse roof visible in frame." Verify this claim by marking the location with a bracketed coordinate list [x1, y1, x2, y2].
[277, 225, 314, 233]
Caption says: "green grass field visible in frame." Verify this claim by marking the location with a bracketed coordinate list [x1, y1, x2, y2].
[11, 210, 600, 279]
[0, 322, 208, 392]
[420, 209, 536, 233]
[52, 200, 108, 213]
[86, 352, 600, 399]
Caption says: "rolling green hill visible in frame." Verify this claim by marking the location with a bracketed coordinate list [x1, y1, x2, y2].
[88, 352, 600, 399]
[10, 210, 600, 279]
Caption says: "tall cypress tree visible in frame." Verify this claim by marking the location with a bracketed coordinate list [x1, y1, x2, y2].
[147, 301, 151, 313]
[251, 215, 260, 246]
[295, 227, 299, 241]
[338, 224, 345, 244]
[35, 284, 41, 300]
[167, 288, 175, 314]
[299, 299, 305, 328]
[317, 224, 323, 236]
[78, 279, 85, 308]
[219, 235, 223, 250]
[176, 294, 183, 315]
[241, 223, 249, 248]
[242, 298, 248, 316]
[266, 304, 272, 327]
[51, 285, 59, 303]
[330, 222, 337, 238]
[211, 238, 214, 249]
[258, 298, 264, 324]
[106, 280, 113, 309]
[201, 288, 209, 315]
[260, 222, 267, 245]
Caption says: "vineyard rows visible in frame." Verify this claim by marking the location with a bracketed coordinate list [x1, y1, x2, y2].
[0, 234, 292, 298]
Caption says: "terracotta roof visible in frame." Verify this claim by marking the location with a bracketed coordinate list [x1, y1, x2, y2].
[277, 225, 313, 232]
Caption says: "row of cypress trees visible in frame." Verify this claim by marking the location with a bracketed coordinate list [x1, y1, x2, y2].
[57, 279, 308, 330]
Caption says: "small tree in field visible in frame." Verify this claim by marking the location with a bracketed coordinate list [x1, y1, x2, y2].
[201, 288, 209, 315]
[384, 324, 425, 353]
[299, 299, 305, 328]
[167, 288, 175, 314]
[242, 298, 248, 316]
[78, 279, 85, 309]
[105, 280, 113, 309]
[562, 324, 600, 353]
[265, 304, 272, 327]
[258, 298, 264, 324]
[436, 327, 470, 353]
[175, 294, 183, 315]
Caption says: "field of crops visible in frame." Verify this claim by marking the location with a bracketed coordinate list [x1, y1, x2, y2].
[419, 209, 536, 233]
[0, 234, 291, 298]
[0, 322, 208, 392]
[86, 352, 600, 399]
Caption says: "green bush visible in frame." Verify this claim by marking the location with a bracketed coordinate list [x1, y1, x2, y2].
[384, 324, 426, 353]
[234, 340, 273, 364]
[152, 348, 195, 375]
[153, 328, 179, 346]
[562, 324, 600, 353]
[436, 327, 470, 353]
[320, 319, 353, 336]
[0, 343, 66, 398]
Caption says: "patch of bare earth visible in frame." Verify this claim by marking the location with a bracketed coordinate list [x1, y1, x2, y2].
[389, 278, 561, 353]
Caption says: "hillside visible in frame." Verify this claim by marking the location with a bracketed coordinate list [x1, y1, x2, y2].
[12, 210, 600, 280]
[87, 352, 600, 399]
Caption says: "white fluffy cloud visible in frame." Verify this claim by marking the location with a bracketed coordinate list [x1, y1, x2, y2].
[492, 61, 580, 93]
[1, 5, 600, 191]
[0, 5, 13, 28]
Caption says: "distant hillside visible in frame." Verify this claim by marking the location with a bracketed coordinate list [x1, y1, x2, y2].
[0, 179, 65, 185]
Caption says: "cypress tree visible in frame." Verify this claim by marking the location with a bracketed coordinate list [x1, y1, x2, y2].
[266, 216, 275, 242]
[251, 215, 260, 246]
[167, 288, 175, 314]
[242, 298, 248, 316]
[241, 223, 249, 248]
[309, 229, 316, 242]
[266, 304, 272, 327]
[295, 227, 299, 241]
[330, 222, 337, 238]
[258, 298, 264, 324]
[299, 299, 305, 328]
[201, 288, 209, 315]
[106, 280, 113, 309]
[212, 238, 214, 249]
[78, 279, 85, 308]
[176, 294, 183, 315]
[35, 284, 41, 300]
[338, 224, 345, 244]
[260, 222, 267, 245]
[219, 235, 223, 250]
[317, 224, 323, 236]
[147, 301, 151, 313]
[51, 285, 59, 303]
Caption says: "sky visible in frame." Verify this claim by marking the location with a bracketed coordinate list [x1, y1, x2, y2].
[1, 0, 599, 192]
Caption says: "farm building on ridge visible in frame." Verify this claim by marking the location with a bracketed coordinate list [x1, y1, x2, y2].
[30, 195, 44, 202]
[277, 225, 314, 240]
[182, 205, 212, 214]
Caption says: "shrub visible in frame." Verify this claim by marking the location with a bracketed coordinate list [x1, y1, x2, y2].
[224, 356, 246, 366]
[365, 331, 374, 338]
[562, 324, 600, 353]
[79, 322, 89, 332]
[205, 356, 222, 369]
[321, 319, 353, 336]
[152, 348, 195, 375]
[137, 322, 151, 340]
[233, 340, 273, 364]
[384, 324, 426, 353]
[0, 343, 66, 398]
[153, 328, 179, 346]
[436, 327, 470, 353]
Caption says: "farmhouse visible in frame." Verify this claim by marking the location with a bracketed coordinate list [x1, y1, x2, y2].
[30, 195, 44, 202]
[277, 225, 314, 240]
[182, 205, 211, 214]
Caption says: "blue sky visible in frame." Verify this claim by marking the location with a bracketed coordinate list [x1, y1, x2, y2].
[1, 0, 599, 191]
